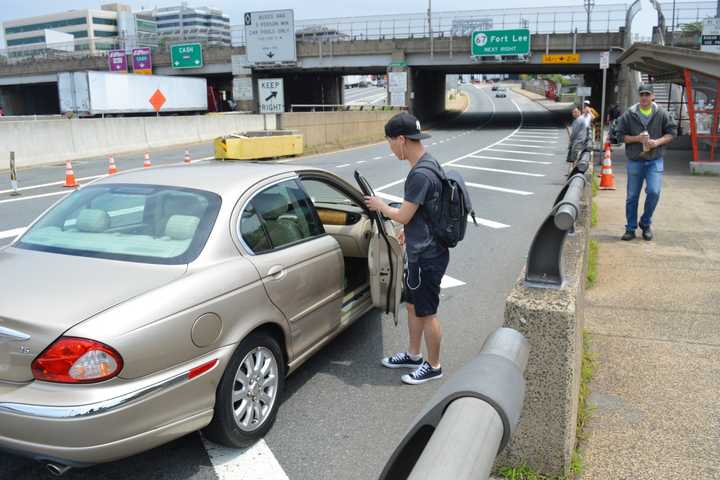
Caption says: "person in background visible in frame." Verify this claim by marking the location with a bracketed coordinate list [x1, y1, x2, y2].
[566, 105, 591, 172]
[614, 84, 677, 241]
[0, 105, 5, 117]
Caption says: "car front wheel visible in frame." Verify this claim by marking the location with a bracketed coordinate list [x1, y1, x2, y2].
[204, 332, 285, 447]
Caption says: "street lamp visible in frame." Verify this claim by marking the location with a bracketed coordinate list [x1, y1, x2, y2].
[584, 0, 595, 33]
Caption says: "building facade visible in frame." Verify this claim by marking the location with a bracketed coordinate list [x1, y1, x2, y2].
[0, 4, 157, 57]
[141, 3, 231, 47]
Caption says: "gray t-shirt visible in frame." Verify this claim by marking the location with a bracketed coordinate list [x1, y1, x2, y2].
[403, 153, 447, 262]
[569, 114, 590, 148]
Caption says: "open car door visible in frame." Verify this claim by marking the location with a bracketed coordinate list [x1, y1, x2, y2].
[354, 170, 404, 325]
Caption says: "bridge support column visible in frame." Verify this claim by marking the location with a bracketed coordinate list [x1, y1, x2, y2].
[232, 68, 256, 112]
[387, 51, 411, 111]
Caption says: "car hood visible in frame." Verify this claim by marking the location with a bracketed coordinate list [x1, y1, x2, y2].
[0, 248, 187, 382]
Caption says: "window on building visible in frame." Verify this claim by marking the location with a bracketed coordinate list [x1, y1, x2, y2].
[7, 36, 46, 46]
[92, 17, 117, 26]
[94, 30, 117, 37]
[5, 17, 87, 34]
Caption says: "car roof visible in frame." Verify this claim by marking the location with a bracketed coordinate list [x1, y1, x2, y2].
[94, 161, 320, 195]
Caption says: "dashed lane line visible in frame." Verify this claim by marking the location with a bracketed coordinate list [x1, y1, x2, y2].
[336, 164, 351, 168]
[0, 227, 25, 240]
[465, 182, 534, 196]
[497, 143, 551, 149]
[0, 190, 68, 205]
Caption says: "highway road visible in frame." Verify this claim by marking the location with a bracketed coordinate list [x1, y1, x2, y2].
[0, 84, 572, 480]
[343, 86, 387, 106]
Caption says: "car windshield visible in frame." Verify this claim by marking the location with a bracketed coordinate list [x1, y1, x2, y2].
[16, 184, 221, 265]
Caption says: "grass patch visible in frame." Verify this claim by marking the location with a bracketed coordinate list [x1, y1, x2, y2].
[591, 175, 599, 197]
[498, 465, 551, 480]
[586, 239, 599, 289]
[591, 201, 598, 228]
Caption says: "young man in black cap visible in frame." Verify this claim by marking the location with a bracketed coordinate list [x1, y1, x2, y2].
[615, 84, 676, 241]
[365, 112, 448, 385]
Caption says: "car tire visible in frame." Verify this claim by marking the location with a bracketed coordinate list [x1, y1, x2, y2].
[204, 332, 285, 448]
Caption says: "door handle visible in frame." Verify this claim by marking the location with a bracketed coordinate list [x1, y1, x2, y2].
[267, 265, 286, 280]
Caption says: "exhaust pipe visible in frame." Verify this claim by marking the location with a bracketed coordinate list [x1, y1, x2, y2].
[45, 463, 72, 476]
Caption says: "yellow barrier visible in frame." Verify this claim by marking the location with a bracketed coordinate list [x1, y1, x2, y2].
[214, 131, 304, 160]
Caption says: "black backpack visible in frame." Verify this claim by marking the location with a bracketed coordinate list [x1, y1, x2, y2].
[415, 161, 478, 248]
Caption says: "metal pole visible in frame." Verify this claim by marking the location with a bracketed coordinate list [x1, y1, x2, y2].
[600, 66, 608, 147]
[671, 0, 676, 47]
[428, 0, 434, 59]
[9, 151, 19, 196]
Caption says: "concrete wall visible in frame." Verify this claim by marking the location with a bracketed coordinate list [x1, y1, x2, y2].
[497, 169, 593, 477]
[279, 110, 397, 150]
[1, 113, 275, 168]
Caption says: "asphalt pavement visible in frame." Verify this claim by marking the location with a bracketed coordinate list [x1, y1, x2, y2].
[0, 84, 573, 480]
[343, 86, 387, 106]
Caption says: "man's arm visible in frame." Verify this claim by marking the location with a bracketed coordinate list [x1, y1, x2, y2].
[364, 198, 419, 225]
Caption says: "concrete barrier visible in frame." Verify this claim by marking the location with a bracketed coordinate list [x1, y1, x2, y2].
[497, 168, 593, 477]
[0, 113, 273, 169]
[279, 111, 396, 151]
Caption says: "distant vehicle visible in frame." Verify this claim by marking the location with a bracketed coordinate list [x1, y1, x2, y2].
[344, 75, 373, 89]
[58, 71, 208, 117]
[491, 85, 499, 91]
[495, 87, 507, 98]
[0, 163, 402, 469]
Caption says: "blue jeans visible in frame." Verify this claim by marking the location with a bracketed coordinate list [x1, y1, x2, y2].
[625, 158, 663, 231]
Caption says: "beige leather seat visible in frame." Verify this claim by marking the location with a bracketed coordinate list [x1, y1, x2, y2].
[253, 193, 304, 247]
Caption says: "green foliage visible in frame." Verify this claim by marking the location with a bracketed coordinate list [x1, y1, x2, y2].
[681, 22, 703, 33]
[592, 175, 599, 197]
[586, 240, 598, 289]
[591, 201, 598, 227]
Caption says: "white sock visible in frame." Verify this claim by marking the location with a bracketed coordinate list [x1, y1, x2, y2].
[408, 352, 422, 361]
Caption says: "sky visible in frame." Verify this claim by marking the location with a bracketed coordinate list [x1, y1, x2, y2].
[0, 0, 662, 38]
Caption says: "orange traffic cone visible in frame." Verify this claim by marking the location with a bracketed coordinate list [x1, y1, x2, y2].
[184, 149, 191, 165]
[108, 155, 118, 175]
[63, 160, 78, 188]
[599, 149, 616, 190]
[143, 152, 152, 168]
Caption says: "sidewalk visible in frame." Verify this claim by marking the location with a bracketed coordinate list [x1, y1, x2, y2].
[510, 85, 574, 113]
[582, 148, 720, 479]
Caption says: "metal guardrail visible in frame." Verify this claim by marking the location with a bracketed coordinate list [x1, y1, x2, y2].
[525, 149, 591, 288]
[289, 104, 405, 112]
[379, 327, 528, 480]
[0, 4, 628, 62]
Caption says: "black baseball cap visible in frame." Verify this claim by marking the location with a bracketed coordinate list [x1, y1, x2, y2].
[638, 84, 654, 94]
[384, 112, 431, 140]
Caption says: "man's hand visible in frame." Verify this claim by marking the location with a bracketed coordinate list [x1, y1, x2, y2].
[646, 139, 658, 149]
[364, 196, 385, 213]
[396, 229, 405, 246]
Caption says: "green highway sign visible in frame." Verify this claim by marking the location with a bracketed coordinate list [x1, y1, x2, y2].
[471, 29, 531, 56]
[171, 43, 203, 69]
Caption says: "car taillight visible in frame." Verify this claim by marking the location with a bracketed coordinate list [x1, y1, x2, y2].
[31, 337, 123, 383]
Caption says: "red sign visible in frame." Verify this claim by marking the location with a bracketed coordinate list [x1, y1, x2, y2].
[149, 89, 166, 112]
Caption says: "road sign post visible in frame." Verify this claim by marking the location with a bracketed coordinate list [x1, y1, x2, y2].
[599, 51, 609, 148]
[170, 43, 203, 69]
[258, 78, 285, 113]
[9, 151, 19, 196]
[471, 29, 530, 57]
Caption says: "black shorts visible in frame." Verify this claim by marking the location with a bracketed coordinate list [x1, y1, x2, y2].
[403, 250, 450, 317]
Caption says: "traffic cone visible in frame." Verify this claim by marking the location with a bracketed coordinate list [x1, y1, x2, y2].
[143, 152, 152, 168]
[599, 149, 616, 190]
[108, 155, 118, 175]
[184, 149, 191, 165]
[63, 160, 78, 188]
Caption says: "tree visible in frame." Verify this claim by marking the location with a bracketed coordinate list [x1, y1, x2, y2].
[680, 22, 703, 33]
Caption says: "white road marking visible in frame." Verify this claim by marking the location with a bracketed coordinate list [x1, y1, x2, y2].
[509, 137, 560, 143]
[201, 437, 289, 480]
[465, 182, 533, 196]
[468, 155, 552, 165]
[450, 164, 545, 177]
[440, 275, 466, 289]
[336, 164, 351, 168]
[375, 192, 510, 229]
[0, 227, 26, 240]
[0, 156, 214, 195]
[357, 160, 366, 164]
[373, 156, 383, 160]
[0, 190, 68, 205]
[486, 148, 555, 156]
[375, 179, 406, 191]
[498, 143, 549, 149]
[430, 143, 437, 146]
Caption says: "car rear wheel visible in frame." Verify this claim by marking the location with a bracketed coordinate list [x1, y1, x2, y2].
[204, 332, 285, 447]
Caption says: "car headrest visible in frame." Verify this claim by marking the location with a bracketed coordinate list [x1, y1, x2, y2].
[76, 209, 110, 233]
[164, 215, 200, 241]
[254, 193, 289, 220]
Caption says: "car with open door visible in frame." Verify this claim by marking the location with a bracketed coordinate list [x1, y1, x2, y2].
[0, 162, 403, 472]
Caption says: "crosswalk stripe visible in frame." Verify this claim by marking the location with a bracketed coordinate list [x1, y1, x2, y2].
[465, 182, 534, 195]
[468, 155, 552, 165]
[450, 164, 545, 177]
[498, 143, 548, 149]
[486, 148, 555, 156]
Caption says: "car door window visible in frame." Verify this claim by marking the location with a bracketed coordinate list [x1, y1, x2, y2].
[240, 180, 324, 253]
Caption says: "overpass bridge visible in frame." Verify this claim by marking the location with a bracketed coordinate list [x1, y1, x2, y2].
[0, 4, 630, 119]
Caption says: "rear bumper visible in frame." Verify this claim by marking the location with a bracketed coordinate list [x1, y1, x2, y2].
[0, 346, 235, 465]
